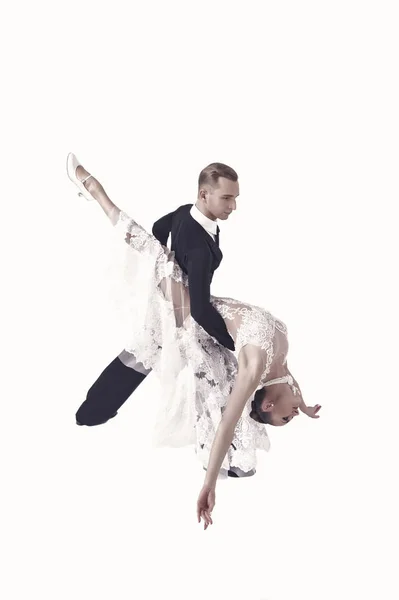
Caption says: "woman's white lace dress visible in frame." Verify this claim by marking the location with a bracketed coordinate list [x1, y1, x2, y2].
[114, 211, 289, 473]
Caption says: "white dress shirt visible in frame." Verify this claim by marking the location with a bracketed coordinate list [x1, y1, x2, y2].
[190, 205, 218, 241]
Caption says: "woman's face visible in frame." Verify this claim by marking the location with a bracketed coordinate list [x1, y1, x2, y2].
[263, 388, 300, 427]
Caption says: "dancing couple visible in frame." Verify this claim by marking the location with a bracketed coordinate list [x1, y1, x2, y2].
[67, 153, 321, 529]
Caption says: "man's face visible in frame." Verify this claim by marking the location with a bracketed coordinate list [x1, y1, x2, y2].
[200, 177, 239, 220]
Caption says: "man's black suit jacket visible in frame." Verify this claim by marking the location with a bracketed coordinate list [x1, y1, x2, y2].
[152, 204, 235, 351]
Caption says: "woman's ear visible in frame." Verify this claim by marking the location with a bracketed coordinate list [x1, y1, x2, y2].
[261, 399, 274, 412]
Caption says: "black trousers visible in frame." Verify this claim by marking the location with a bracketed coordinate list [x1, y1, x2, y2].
[75, 357, 147, 426]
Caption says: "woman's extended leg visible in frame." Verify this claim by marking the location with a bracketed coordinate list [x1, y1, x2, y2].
[74, 165, 121, 224]
[69, 160, 153, 425]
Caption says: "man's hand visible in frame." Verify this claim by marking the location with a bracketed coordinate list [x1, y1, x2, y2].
[300, 404, 322, 418]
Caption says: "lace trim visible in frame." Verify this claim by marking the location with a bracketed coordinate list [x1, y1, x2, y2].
[115, 211, 273, 471]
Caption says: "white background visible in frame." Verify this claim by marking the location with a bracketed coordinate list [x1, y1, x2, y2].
[1, 1, 398, 599]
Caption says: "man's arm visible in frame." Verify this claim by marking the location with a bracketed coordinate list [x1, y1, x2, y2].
[152, 211, 174, 246]
[186, 247, 235, 351]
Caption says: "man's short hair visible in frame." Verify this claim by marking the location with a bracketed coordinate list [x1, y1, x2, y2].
[198, 163, 238, 190]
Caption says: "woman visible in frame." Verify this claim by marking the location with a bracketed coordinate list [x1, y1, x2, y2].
[67, 153, 321, 529]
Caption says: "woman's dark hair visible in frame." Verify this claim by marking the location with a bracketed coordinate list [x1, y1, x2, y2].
[250, 387, 273, 425]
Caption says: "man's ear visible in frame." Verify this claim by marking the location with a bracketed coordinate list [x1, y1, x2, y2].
[198, 187, 208, 202]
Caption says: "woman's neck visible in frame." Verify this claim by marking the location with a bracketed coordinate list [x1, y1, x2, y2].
[265, 360, 289, 383]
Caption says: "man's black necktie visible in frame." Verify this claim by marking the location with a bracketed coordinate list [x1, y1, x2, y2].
[215, 226, 220, 247]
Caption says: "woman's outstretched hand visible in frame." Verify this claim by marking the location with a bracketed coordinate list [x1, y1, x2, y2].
[301, 404, 322, 418]
[197, 484, 215, 530]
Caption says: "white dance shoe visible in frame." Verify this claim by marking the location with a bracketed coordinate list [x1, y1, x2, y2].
[66, 153, 96, 201]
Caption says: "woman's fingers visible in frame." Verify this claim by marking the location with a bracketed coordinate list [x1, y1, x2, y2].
[199, 509, 212, 528]
[197, 502, 202, 523]
[197, 501, 214, 529]
[205, 510, 213, 526]
[198, 508, 206, 525]
[313, 405, 322, 417]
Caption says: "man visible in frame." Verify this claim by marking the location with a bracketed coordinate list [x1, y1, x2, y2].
[75, 162, 239, 428]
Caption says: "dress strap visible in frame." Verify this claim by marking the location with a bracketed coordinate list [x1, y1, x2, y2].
[264, 375, 300, 396]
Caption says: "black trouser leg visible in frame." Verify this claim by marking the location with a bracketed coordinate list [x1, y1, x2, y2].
[75, 357, 147, 426]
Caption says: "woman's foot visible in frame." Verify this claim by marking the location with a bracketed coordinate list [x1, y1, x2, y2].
[75, 165, 103, 200]
[66, 153, 105, 202]
[67, 153, 119, 222]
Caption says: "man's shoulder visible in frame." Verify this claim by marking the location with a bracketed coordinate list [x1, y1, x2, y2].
[174, 203, 193, 217]
[172, 204, 200, 230]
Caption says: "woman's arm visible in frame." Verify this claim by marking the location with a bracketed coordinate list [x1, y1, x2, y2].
[287, 367, 322, 418]
[203, 345, 265, 489]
